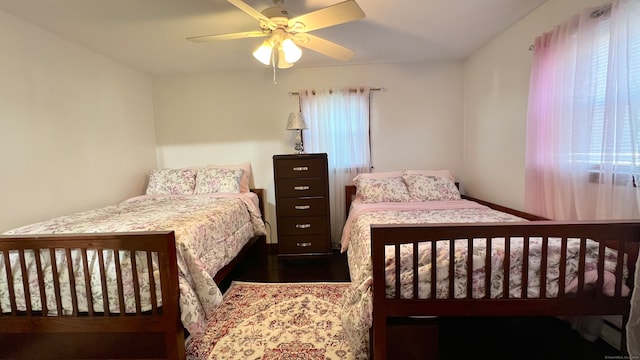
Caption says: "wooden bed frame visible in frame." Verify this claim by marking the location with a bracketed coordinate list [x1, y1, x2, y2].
[344, 185, 640, 359]
[0, 231, 184, 359]
[0, 189, 267, 359]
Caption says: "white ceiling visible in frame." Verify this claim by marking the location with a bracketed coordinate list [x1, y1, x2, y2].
[0, 0, 548, 76]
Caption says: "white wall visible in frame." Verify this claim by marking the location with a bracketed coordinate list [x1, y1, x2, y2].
[0, 11, 157, 232]
[153, 61, 464, 242]
[462, 0, 606, 211]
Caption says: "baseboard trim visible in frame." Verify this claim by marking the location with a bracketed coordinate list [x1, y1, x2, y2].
[601, 316, 622, 351]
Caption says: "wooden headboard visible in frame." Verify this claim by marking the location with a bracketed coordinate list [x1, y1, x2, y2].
[345, 185, 357, 219]
[250, 188, 265, 219]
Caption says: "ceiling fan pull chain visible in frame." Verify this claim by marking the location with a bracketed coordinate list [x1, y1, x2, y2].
[272, 50, 278, 84]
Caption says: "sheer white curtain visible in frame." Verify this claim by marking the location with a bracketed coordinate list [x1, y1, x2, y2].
[299, 87, 371, 248]
[525, 0, 639, 354]
[525, 0, 640, 221]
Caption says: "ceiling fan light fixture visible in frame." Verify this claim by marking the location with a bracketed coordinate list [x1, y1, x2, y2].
[252, 40, 273, 65]
[281, 38, 302, 63]
[277, 48, 293, 68]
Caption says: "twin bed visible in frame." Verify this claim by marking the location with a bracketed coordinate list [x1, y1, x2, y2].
[0, 165, 267, 359]
[339, 170, 640, 359]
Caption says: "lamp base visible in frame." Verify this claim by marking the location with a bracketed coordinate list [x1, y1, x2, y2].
[294, 130, 304, 154]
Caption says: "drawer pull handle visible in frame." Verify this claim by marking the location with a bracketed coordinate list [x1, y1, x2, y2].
[295, 224, 311, 229]
[294, 186, 310, 191]
[295, 205, 311, 210]
[297, 242, 312, 247]
[293, 166, 309, 171]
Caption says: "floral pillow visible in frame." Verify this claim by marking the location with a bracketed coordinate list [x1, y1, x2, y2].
[401, 173, 461, 201]
[145, 168, 196, 195]
[355, 177, 410, 203]
[194, 168, 244, 194]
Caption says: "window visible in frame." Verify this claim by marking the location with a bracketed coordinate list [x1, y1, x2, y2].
[525, 1, 640, 220]
[576, 12, 640, 184]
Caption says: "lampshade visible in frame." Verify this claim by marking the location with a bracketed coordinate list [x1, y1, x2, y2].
[252, 40, 273, 65]
[281, 38, 302, 63]
[286, 112, 308, 130]
[277, 48, 293, 69]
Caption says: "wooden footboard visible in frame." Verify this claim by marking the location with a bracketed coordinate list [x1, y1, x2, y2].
[370, 221, 640, 359]
[0, 231, 184, 360]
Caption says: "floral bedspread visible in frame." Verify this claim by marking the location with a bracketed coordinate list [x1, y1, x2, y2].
[1, 193, 267, 337]
[339, 200, 628, 358]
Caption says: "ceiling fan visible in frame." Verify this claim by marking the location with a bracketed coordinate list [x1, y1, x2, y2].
[187, 0, 365, 69]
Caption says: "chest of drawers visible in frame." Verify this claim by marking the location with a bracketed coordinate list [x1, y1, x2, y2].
[273, 153, 331, 256]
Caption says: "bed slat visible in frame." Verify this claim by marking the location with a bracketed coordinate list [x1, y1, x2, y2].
[615, 238, 625, 297]
[504, 236, 511, 299]
[521, 236, 530, 298]
[448, 239, 454, 297]
[81, 249, 94, 316]
[394, 246, 401, 300]
[540, 237, 548, 298]
[2, 250, 17, 315]
[34, 249, 48, 314]
[18, 249, 32, 315]
[131, 251, 142, 314]
[97, 249, 110, 315]
[430, 241, 437, 299]
[114, 250, 125, 316]
[578, 238, 587, 293]
[596, 240, 606, 298]
[65, 248, 78, 316]
[484, 238, 492, 299]
[559, 237, 568, 296]
[147, 251, 159, 315]
[412, 242, 418, 299]
[466, 238, 472, 298]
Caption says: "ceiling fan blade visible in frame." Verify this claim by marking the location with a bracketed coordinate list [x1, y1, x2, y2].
[187, 31, 268, 43]
[294, 33, 355, 62]
[227, 0, 275, 27]
[288, 0, 365, 33]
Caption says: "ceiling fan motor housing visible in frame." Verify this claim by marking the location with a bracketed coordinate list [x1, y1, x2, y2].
[260, 6, 291, 30]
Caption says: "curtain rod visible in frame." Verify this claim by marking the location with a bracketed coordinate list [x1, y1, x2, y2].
[289, 87, 384, 96]
[528, 3, 612, 51]
[591, 3, 611, 18]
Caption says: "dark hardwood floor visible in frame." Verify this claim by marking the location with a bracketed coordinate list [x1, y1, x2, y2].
[223, 243, 624, 360]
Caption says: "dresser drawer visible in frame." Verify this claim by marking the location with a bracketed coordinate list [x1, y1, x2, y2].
[276, 178, 327, 197]
[277, 216, 327, 235]
[276, 197, 327, 217]
[274, 157, 326, 179]
[278, 235, 330, 254]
